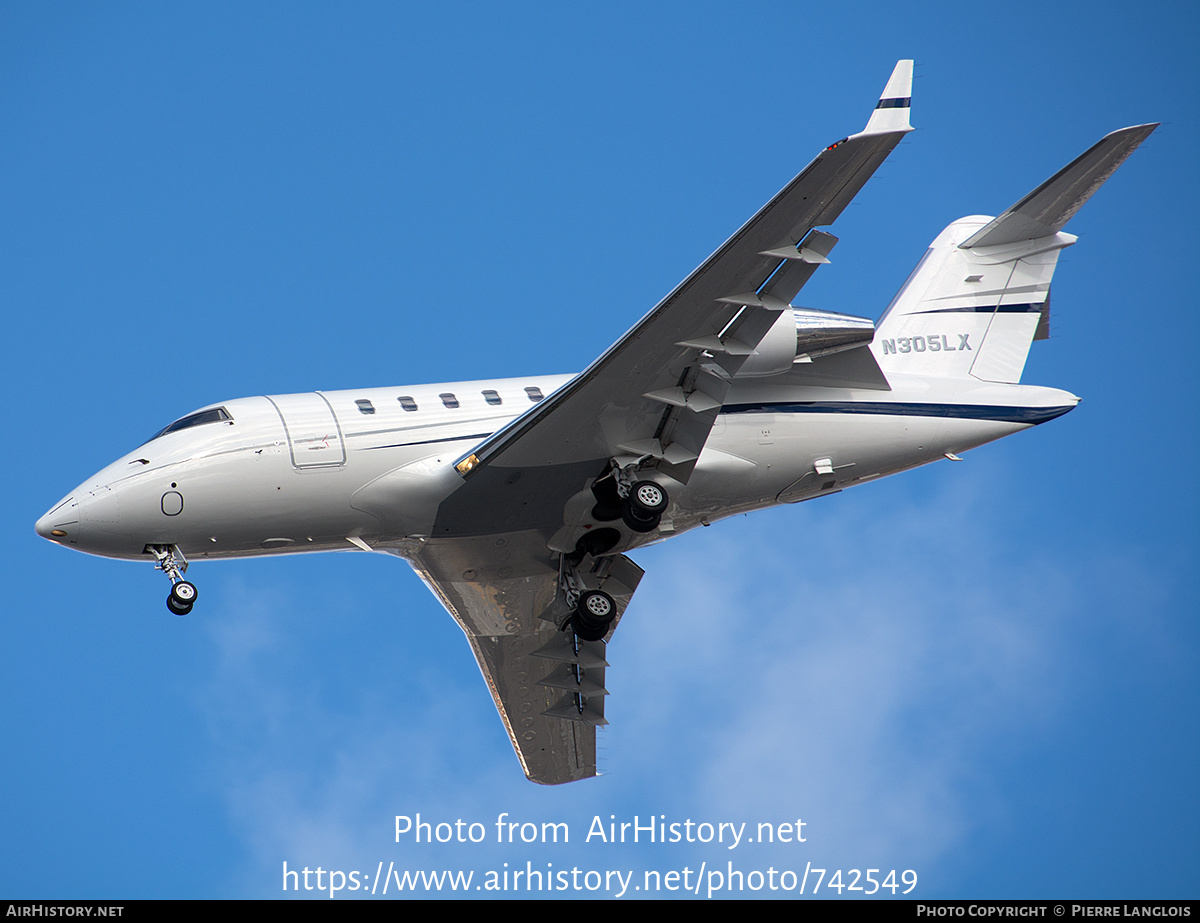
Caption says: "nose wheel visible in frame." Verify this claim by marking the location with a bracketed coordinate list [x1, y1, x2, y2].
[148, 544, 198, 616]
[167, 580, 198, 616]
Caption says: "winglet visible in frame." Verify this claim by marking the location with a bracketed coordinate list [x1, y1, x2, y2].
[860, 59, 913, 135]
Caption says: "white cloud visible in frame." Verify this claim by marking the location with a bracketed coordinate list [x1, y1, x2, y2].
[607, 465, 1108, 874]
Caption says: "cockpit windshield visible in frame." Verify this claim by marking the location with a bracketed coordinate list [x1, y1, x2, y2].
[144, 407, 233, 444]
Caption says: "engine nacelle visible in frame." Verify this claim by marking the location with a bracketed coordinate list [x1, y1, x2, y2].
[736, 308, 877, 377]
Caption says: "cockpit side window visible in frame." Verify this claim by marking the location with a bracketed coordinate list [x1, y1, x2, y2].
[145, 406, 233, 444]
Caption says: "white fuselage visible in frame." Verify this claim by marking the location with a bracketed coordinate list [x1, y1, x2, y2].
[35, 366, 1077, 565]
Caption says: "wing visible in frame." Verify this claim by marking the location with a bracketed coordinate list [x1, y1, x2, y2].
[412, 62, 914, 784]
[405, 536, 643, 785]
[448, 61, 913, 499]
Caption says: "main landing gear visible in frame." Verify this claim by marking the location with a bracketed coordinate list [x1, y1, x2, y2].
[573, 589, 616, 642]
[559, 547, 619, 642]
[591, 467, 671, 534]
[556, 537, 624, 643]
[148, 544, 198, 616]
[558, 466, 672, 641]
[622, 479, 668, 533]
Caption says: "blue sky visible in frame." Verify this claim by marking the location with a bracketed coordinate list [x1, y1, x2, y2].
[3, 1, 1196, 900]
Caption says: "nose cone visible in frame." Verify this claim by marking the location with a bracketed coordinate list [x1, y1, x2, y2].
[36, 482, 133, 557]
[36, 496, 79, 543]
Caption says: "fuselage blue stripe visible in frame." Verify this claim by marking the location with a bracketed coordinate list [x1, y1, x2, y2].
[914, 302, 1045, 314]
[368, 403, 1074, 455]
[363, 431, 494, 450]
[720, 401, 1074, 425]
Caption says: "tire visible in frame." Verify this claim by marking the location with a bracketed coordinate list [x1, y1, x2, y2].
[573, 589, 616, 641]
[579, 589, 614, 621]
[571, 613, 609, 642]
[590, 501, 622, 522]
[621, 505, 660, 533]
[170, 582, 198, 605]
[629, 480, 668, 516]
[167, 595, 192, 616]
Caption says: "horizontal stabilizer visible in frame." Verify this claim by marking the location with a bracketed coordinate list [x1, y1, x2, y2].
[961, 124, 1157, 248]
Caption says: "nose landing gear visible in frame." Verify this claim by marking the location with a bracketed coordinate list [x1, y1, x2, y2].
[167, 580, 198, 615]
[148, 544, 198, 616]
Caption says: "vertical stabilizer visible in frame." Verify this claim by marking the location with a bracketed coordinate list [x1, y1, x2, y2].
[873, 124, 1156, 384]
[873, 221, 1072, 383]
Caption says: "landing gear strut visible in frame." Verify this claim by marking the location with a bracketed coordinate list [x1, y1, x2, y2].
[148, 544, 198, 616]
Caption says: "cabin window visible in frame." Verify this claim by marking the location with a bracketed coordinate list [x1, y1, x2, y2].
[440, 393, 460, 409]
[355, 399, 375, 415]
[524, 386, 544, 402]
[482, 390, 502, 406]
[145, 406, 233, 444]
[397, 396, 418, 411]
